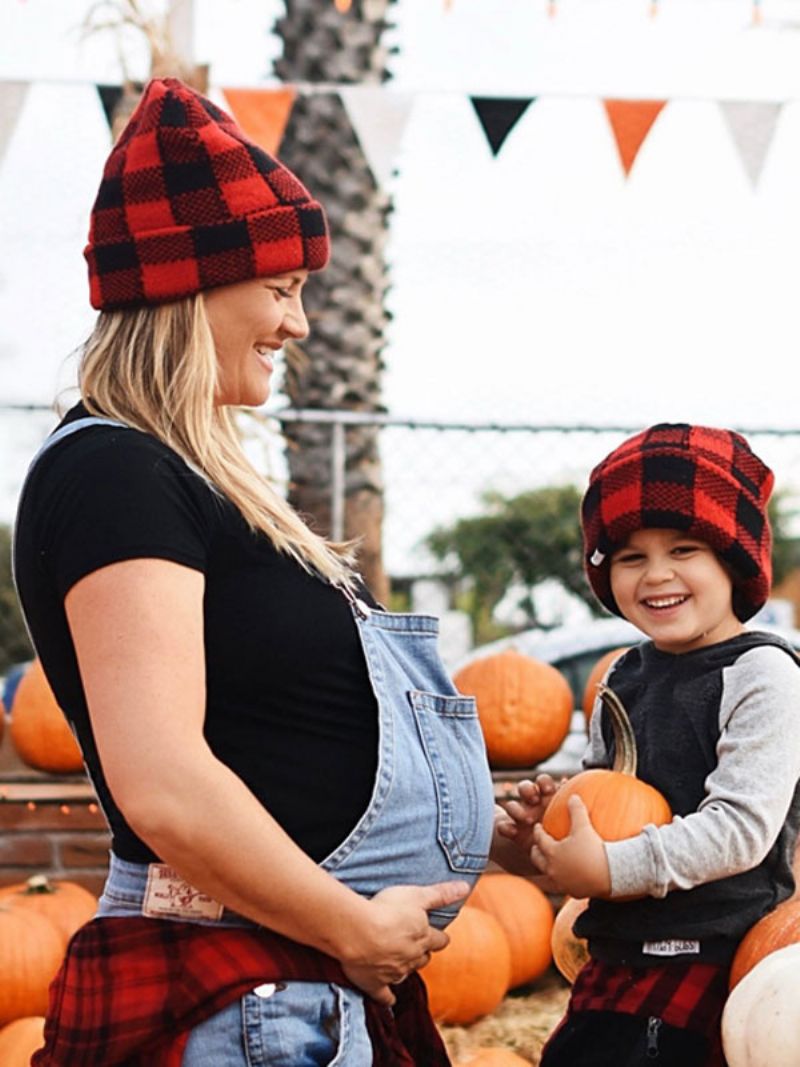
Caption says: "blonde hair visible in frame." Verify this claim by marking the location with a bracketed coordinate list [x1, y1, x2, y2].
[79, 295, 356, 588]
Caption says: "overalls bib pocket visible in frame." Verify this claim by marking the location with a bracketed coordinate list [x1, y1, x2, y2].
[408, 689, 493, 874]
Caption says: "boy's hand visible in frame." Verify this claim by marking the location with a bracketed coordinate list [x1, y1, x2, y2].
[491, 775, 563, 882]
[530, 795, 612, 899]
[496, 774, 561, 853]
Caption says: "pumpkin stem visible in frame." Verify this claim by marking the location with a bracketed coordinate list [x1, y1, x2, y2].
[25, 874, 56, 895]
[597, 682, 638, 776]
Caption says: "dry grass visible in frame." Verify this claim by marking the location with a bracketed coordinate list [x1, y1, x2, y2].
[439, 968, 570, 1065]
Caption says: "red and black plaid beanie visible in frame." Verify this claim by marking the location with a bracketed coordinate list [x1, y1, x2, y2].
[84, 78, 330, 310]
[581, 423, 774, 622]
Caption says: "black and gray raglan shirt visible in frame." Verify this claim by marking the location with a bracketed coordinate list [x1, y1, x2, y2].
[575, 632, 800, 966]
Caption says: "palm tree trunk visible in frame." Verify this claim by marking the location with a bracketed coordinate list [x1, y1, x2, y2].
[273, 0, 395, 604]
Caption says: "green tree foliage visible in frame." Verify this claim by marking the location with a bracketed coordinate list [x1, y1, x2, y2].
[427, 486, 598, 643]
[769, 490, 800, 586]
[428, 484, 800, 646]
[0, 525, 33, 676]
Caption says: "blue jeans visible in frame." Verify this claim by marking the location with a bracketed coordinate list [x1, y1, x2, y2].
[182, 982, 372, 1066]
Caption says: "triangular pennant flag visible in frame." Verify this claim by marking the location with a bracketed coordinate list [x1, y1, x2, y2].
[719, 101, 781, 188]
[339, 87, 414, 189]
[96, 84, 124, 130]
[0, 81, 29, 168]
[222, 87, 297, 156]
[603, 99, 667, 176]
[470, 97, 533, 157]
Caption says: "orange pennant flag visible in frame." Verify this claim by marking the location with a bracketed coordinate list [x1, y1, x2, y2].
[603, 99, 666, 176]
[222, 87, 297, 156]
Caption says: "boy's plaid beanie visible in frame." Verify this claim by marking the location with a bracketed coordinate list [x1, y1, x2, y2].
[581, 423, 774, 622]
[84, 78, 330, 310]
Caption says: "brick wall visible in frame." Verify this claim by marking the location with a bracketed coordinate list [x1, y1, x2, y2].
[0, 721, 110, 896]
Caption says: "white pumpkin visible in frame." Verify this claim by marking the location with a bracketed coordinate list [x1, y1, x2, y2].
[721, 942, 800, 1067]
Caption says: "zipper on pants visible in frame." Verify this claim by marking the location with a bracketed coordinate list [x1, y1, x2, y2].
[646, 1016, 662, 1058]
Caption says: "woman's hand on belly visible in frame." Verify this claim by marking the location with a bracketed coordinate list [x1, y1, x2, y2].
[339, 881, 469, 1005]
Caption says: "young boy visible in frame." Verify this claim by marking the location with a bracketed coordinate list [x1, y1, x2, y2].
[506, 423, 800, 1067]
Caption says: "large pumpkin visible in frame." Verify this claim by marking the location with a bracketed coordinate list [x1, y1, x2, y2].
[729, 898, 800, 989]
[420, 904, 511, 1025]
[10, 659, 84, 774]
[466, 873, 553, 988]
[0, 875, 97, 947]
[0, 1016, 46, 1064]
[456, 1049, 533, 1066]
[541, 683, 671, 843]
[0, 904, 65, 1025]
[551, 896, 590, 983]
[581, 647, 630, 722]
[722, 943, 800, 1067]
[453, 649, 573, 768]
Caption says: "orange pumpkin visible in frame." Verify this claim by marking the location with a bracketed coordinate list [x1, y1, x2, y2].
[456, 1049, 533, 1066]
[729, 897, 800, 989]
[454, 649, 573, 768]
[10, 659, 84, 773]
[420, 904, 511, 1024]
[0, 875, 97, 946]
[542, 683, 671, 843]
[551, 896, 590, 983]
[581, 647, 630, 722]
[0, 1016, 46, 1064]
[466, 873, 553, 988]
[0, 905, 65, 1025]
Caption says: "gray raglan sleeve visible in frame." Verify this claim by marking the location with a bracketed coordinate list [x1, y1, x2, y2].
[604, 646, 800, 899]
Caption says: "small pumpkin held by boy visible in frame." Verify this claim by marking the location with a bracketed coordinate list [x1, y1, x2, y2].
[505, 423, 800, 1067]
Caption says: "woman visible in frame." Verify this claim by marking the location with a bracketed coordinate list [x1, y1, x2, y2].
[14, 78, 498, 1065]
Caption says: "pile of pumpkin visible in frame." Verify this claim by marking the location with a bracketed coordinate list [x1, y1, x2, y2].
[0, 661, 95, 1063]
[2, 658, 85, 774]
[0, 874, 97, 1064]
[421, 871, 564, 1066]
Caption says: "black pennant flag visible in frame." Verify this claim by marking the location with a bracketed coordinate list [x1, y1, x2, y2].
[96, 84, 124, 130]
[470, 96, 534, 156]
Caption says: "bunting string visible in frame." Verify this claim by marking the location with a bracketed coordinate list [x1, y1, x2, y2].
[0, 78, 789, 194]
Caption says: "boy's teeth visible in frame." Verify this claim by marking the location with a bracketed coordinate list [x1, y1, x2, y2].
[645, 595, 686, 608]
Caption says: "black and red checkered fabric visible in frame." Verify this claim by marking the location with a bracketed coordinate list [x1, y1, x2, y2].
[543, 957, 728, 1066]
[581, 423, 773, 621]
[84, 78, 330, 310]
[31, 916, 449, 1066]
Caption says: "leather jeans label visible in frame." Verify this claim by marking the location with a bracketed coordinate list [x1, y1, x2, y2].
[142, 863, 224, 921]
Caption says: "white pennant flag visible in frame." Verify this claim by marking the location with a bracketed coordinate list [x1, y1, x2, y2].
[339, 87, 414, 191]
[720, 101, 782, 188]
[0, 82, 30, 169]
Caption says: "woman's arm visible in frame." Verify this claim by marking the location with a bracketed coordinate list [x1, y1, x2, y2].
[66, 558, 467, 1003]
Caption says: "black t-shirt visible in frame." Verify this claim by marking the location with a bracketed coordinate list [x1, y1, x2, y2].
[14, 404, 379, 864]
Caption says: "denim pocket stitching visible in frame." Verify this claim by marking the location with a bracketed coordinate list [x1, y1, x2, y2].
[408, 689, 492, 873]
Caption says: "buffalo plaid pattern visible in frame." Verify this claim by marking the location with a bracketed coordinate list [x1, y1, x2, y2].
[554, 957, 729, 1066]
[85, 78, 330, 310]
[31, 916, 449, 1067]
[581, 423, 774, 621]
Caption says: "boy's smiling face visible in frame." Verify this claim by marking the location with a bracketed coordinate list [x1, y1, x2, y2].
[609, 528, 744, 654]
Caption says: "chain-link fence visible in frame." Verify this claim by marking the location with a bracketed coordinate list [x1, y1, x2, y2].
[3, 404, 800, 652]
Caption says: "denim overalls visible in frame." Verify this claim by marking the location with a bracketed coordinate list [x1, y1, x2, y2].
[22, 417, 496, 1067]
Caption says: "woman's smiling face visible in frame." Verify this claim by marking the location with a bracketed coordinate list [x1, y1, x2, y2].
[609, 527, 743, 653]
[204, 271, 310, 407]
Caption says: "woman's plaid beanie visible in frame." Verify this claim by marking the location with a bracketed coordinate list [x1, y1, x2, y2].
[84, 78, 330, 310]
[581, 423, 774, 622]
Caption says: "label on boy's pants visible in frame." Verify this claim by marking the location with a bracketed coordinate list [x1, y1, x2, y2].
[642, 939, 701, 957]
